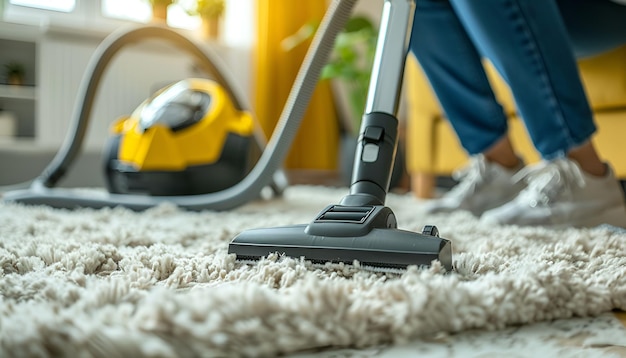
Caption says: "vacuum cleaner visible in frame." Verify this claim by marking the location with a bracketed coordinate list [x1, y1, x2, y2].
[2, 0, 453, 271]
[104, 78, 257, 196]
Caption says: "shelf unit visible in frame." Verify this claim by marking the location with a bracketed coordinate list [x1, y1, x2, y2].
[0, 84, 37, 100]
[0, 22, 39, 139]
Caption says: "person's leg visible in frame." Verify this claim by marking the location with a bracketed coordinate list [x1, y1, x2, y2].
[447, 0, 626, 227]
[484, 136, 519, 170]
[409, 0, 525, 215]
[448, 0, 596, 162]
[409, 0, 513, 159]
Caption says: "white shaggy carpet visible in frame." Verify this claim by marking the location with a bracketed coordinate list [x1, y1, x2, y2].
[1, 185, 625, 357]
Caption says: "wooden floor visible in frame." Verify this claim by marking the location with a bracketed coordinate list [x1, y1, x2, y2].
[285, 169, 412, 193]
[615, 310, 626, 326]
[285, 169, 342, 187]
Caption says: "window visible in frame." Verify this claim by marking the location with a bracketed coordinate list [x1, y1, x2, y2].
[101, 0, 151, 23]
[166, 2, 201, 30]
[100, 0, 252, 46]
[101, 0, 200, 30]
[4, 0, 253, 47]
[9, 0, 76, 12]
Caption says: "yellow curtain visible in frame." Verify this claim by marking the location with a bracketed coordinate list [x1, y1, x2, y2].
[254, 0, 339, 170]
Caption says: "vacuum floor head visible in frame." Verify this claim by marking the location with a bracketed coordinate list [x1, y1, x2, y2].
[228, 204, 453, 272]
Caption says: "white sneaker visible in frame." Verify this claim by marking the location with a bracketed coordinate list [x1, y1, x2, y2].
[480, 158, 626, 228]
[423, 154, 525, 216]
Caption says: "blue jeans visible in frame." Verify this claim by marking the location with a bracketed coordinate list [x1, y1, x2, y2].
[409, 0, 626, 160]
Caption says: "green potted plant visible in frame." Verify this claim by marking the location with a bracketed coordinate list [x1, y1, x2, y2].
[187, 0, 225, 39]
[4, 61, 25, 86]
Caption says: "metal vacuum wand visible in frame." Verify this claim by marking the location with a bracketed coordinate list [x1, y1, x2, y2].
[341, 0, 414, 207]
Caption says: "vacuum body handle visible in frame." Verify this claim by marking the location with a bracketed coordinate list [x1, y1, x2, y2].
[347, 0, 415, 206]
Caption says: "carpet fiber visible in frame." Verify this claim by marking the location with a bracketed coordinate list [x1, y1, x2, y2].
[1, 186, 625, 357]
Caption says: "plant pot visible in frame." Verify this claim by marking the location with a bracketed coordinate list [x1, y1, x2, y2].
[8, 75, 23, 86]
[151, 4, 168, 22]
[339, 134, 405, 190]
[201, 15, 221, 40]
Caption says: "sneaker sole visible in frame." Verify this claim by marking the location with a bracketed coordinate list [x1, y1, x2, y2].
[480, 204, 626, 229]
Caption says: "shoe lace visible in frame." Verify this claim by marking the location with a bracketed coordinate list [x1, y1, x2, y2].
[513, 158, 587, 207]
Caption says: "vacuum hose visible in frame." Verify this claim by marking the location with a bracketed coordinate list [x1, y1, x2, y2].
[3, 0, 358, 211]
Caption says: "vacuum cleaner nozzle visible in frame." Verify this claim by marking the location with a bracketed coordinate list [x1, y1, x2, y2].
[228, 204, 453, 272]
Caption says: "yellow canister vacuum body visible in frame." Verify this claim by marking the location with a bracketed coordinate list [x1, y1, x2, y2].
[104, 79, 254, 196]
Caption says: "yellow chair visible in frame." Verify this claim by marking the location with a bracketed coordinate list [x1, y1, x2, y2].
[404, 45, 626, 198]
